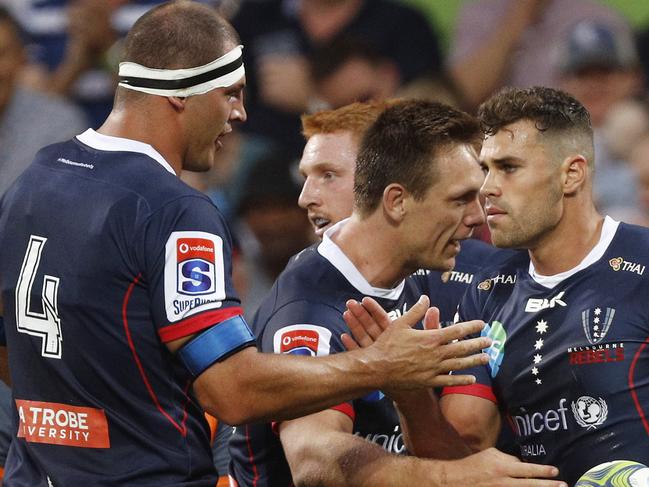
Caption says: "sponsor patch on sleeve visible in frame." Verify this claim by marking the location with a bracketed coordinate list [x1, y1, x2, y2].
[273, 325, 332, 356]
[164, 231, 226, 322]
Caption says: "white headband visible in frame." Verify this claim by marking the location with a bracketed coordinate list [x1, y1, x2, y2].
[118, 45, 245, 97]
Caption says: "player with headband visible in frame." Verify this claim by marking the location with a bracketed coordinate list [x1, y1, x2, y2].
[0, 2, 490, 485]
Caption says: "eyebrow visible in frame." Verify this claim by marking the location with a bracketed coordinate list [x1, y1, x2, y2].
[481, 155, 523, 166]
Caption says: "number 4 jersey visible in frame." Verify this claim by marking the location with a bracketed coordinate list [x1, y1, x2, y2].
[446, 217, 649, 485]
[0, 130, 244, 485]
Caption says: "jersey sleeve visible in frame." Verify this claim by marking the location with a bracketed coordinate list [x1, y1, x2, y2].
[442, 277, 498, 404]
[140, 195, 243, 343]
[259, 299, 355, 421]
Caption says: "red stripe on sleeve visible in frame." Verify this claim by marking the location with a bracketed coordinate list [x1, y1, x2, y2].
[158, 306, 244, 343]
[271, 402, 355, 435]
[442, 384, 498, 404]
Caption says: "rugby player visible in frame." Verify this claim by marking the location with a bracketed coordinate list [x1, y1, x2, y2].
[0, 3, 492, 484]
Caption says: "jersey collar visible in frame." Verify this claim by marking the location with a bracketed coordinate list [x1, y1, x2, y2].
[318, 218, 405, 299]
[76, 129, 176, 175]
[528, 215, 620, 288]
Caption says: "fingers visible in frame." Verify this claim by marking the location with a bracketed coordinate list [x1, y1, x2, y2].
[505, 461, 561, 480]
[436, 352, 490, 376]
[340, 332, 360, 351]
[359, 297, 393, 332]
[433, 319, 485, 343]
[441, 336, 492, 360]
[422, 306, 440, 331]
[392, 295, 430, 329]
[430, 373, 476, 388]
[342, 303, 377, 348]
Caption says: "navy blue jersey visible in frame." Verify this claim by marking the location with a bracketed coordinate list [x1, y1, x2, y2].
[410, 239, 515, 327]
[0, 129, 245, 485]
[446, 218, 649, 485]
[228, 222, 507, 487]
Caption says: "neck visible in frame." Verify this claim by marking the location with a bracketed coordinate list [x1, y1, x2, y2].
[98, 102, 184, 175]
[529, 197, 604, 276]
[333, 214, 408, 289]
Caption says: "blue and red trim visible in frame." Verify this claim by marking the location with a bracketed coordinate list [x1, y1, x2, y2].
[159, 306, 244, 343]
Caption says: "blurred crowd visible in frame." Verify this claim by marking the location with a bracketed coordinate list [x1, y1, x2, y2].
[2, 0, 649, 473]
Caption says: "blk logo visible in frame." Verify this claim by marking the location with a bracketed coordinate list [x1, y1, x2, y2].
[525, 292, 567, 313]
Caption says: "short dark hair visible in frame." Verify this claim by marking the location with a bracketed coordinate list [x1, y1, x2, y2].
[311, 37, 384, 84]
[121, 0, 239, 69]
[479, 86, 592, 137]
[354, 100, 481, 216]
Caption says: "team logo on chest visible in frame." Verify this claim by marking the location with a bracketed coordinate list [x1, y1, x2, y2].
[176, 237, 217, 295]
[581, 307, 615, 345]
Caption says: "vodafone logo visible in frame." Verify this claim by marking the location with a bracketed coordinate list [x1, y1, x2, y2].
[280, 330, 319, 355]
[179, 243, 189, 254]
[273, 325, 332, 356]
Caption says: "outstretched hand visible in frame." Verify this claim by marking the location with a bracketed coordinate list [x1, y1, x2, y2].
[344, 295, 491, 390]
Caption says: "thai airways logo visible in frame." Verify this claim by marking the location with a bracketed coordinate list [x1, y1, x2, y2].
[571, 396, 608, 429]
[273, 324, 331, 356]
[581, 307, 615, 344]
[525, 291, 567, 313]
[176, 237, 217, 295]
[483, 321, 507, 378]
[609, 256, 645, 275]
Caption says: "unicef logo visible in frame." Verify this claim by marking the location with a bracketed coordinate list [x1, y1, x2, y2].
[571, 396, 608, 430]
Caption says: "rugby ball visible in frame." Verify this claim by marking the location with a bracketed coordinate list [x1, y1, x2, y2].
[575, 460, 649, 487]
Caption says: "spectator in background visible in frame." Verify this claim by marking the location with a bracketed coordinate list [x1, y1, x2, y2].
[231, 0, 442, 156]
[235, 149, 314, 319]
[450, 0, 632, 110]
[310, 38, 400, 111]
[7, 0, 166, 126]
[629, 133, 649, 227]
[0, 6, 86, 196]
[556, 20, 645, 217]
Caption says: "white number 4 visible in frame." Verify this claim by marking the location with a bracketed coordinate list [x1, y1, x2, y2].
[15, 236, 62, 359]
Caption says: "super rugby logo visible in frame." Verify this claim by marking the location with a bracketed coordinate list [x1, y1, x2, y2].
[273, 325, 332, 356]
[177, 238, 216, 295]
[164, 231, 226, 322]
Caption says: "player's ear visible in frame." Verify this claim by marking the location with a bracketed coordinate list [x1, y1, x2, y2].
[167, 96, 187, 112]
[561, 154, 588, 195]
[383, 183, 407, 222]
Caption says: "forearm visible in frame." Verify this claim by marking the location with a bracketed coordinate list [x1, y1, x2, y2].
[284, 428, 445, 487]
[194, 347, 385, 425]
[393, 390, 471, 459]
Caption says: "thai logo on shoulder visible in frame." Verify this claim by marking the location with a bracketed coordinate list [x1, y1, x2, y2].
[609, 256, 645, 275]
[581, 307, 615, 344]
[571, 396, 608, 430]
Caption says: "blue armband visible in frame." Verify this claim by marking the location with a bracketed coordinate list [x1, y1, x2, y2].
[178, 315, 256, 377]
